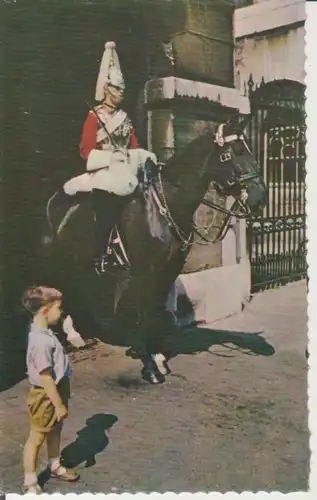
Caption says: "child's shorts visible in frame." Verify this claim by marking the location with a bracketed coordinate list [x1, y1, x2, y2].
[27, 376, 70, 433]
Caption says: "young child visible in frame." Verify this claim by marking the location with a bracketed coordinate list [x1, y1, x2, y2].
[22, 285, 80, 494]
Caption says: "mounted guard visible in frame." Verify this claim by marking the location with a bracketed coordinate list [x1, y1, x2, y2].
[40, 62, 268, 384]
[47, 41, 157, 274]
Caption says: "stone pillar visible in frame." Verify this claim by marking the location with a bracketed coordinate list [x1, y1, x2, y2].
[140, 0, 253, 324]
[145, 76, 251, 324]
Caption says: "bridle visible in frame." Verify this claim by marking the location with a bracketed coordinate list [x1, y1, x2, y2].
[154, 122, 261, 249]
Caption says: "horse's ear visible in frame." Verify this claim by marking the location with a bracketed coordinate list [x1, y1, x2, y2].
[237, 114, 251, 134]
[225, 111, 240, 132]
[224, 112, 251, 135]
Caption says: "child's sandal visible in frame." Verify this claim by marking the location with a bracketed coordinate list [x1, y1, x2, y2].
[22, 482, 43, 494]
[51, 465, 80, 482]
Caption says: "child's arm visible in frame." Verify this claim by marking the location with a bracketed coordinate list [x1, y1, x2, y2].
[40, 369, 68, 421]
[32, 339, 68, 420]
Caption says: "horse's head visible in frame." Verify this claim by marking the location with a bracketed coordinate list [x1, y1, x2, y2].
[210, 115, 267, 214]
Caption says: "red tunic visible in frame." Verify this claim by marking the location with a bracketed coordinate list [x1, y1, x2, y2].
[80, 111, 140, 160]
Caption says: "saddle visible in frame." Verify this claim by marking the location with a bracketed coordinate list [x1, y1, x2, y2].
[102, 159, 162, 270]
[47, 157, 163, 272]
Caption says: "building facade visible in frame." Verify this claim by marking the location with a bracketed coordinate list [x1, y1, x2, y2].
[233, 0, 306, 291]
[234, 0, 305, 91]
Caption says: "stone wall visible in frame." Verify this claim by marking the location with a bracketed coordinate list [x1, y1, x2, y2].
[234, 0, 305, 91]
[143, 0, 235, 87]
[145, 76, 250, 273]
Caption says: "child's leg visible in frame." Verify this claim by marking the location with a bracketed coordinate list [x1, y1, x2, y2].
[46, 423, 79, 481]
[46, 422, 62, 471]
[23, 429, 46, 487]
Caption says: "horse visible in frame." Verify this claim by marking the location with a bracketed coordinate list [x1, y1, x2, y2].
[36, 116, 267, 384]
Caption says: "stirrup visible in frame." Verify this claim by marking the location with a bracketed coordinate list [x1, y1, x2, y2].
[94, 255, 110, 275]
[94, 254, 129, 275]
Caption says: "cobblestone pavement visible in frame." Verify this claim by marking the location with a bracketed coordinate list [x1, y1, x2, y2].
[0, 280, 309, 494]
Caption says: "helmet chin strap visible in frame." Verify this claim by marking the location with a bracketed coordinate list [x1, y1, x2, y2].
[103, 99, 117, 110]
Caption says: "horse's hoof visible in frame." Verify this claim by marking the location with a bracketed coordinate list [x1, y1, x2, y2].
[155, 360, 171, 376]
[159, 361, 171, 376]
[141, 368, 165, 385]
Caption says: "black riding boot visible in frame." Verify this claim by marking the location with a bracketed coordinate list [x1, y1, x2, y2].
[92, 190, 124, 275]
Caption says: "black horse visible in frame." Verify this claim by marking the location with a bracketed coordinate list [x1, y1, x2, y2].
[37, 116, 267, 384]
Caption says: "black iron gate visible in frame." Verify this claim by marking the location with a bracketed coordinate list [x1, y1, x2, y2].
[246, 77, 307, 292]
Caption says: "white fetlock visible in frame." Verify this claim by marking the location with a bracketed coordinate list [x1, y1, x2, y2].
[152, 353, 168, 376]
[62, 315, 86, 348]
[67, 332, 86, 348]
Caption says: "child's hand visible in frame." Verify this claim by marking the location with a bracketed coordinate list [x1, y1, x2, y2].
[55, 404, 68, 421]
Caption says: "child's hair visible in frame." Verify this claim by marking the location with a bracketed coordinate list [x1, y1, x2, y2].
[22, 285, 63, 315]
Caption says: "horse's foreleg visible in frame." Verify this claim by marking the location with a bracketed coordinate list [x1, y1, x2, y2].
[138, 305, 176, 382]
[130, 281, 168, 384]
[141, 353, 166, 384]
[146, 254, 188, 377]
[150, 352, 170, 376]
[115, 261, 181, 384]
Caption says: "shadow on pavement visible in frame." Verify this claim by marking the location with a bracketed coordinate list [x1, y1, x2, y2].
[38, 413, 118, 489]
[60, 413, 118, 469]
[164, 325, 276, 359]
[1, 304, 276, 394]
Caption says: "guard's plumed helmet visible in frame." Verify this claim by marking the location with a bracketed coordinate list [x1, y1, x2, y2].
[95, 41, 125, 101]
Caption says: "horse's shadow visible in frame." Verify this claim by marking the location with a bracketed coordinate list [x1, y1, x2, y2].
[62, 278, 275, 360]
[63, 304, 275, 360]
[164, 325, 275, 359]
[60, 413, 118, 469]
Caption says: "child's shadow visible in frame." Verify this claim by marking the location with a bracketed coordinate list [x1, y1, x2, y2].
[61, 413, 118, 469]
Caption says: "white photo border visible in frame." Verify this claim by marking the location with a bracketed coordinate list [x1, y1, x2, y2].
[6, 1, 315, 499]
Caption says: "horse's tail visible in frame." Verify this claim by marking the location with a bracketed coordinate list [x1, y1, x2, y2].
[43, 190, 82, 246]
[43, 191, 59, 245]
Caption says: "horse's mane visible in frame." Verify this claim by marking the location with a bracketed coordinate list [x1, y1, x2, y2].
[144, 127, 216, 243]
[145, 186, 174, 243]
[163, 126, 215, 172]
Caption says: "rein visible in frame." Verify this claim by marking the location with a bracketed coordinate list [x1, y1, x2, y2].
[154, 172, 251, 249]
[194, 197, 250, 245]
[152, 171, 194, 251]
[152, 126, 259, 249]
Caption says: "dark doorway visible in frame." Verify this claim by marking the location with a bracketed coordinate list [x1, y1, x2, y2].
[3, 1, 148, 310]
[1, 1, 149, 386]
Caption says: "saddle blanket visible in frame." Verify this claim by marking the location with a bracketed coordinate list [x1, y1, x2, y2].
[63, 148, 158, 197]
